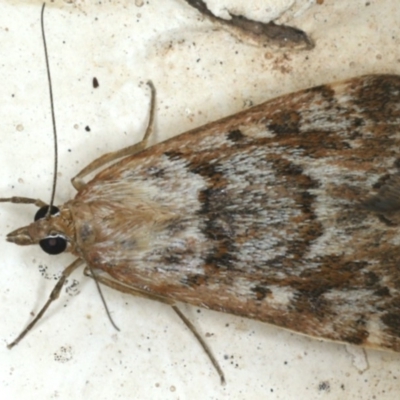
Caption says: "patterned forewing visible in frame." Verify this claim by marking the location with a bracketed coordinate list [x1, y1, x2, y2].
[73, 75, 400, 351]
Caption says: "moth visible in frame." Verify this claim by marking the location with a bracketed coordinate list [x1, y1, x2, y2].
[3, 72, 400, 368]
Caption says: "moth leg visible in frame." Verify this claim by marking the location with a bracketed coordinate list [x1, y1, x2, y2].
[7, 258, 83, 349]
[0, 197, 47, 208]
[72, 81, 156, 191]
[172, 305, 226, 385]
[85, 267, 225, 384]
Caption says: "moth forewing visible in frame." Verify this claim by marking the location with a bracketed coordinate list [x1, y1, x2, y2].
[70, 74, 400, 353]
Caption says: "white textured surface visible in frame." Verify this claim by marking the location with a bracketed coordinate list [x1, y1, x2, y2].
[0, 0, 399, 399]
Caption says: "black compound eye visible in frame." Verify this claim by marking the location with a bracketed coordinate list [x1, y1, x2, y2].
[34, 205, 60, 221]
[39, 235, 67, 255]
[34, 206, 66, 254]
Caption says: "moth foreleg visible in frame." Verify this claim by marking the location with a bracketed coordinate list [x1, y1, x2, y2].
[71, 81, 156, 191]
[0, 197, 47, 208]
[7, 258, 83, 349]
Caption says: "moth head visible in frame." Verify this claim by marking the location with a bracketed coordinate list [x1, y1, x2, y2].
[6, 205, 74, 255]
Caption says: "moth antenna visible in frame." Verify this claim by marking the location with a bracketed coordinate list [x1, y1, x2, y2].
[87, 264, 121, 332]
[40, 3, 58, 216]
